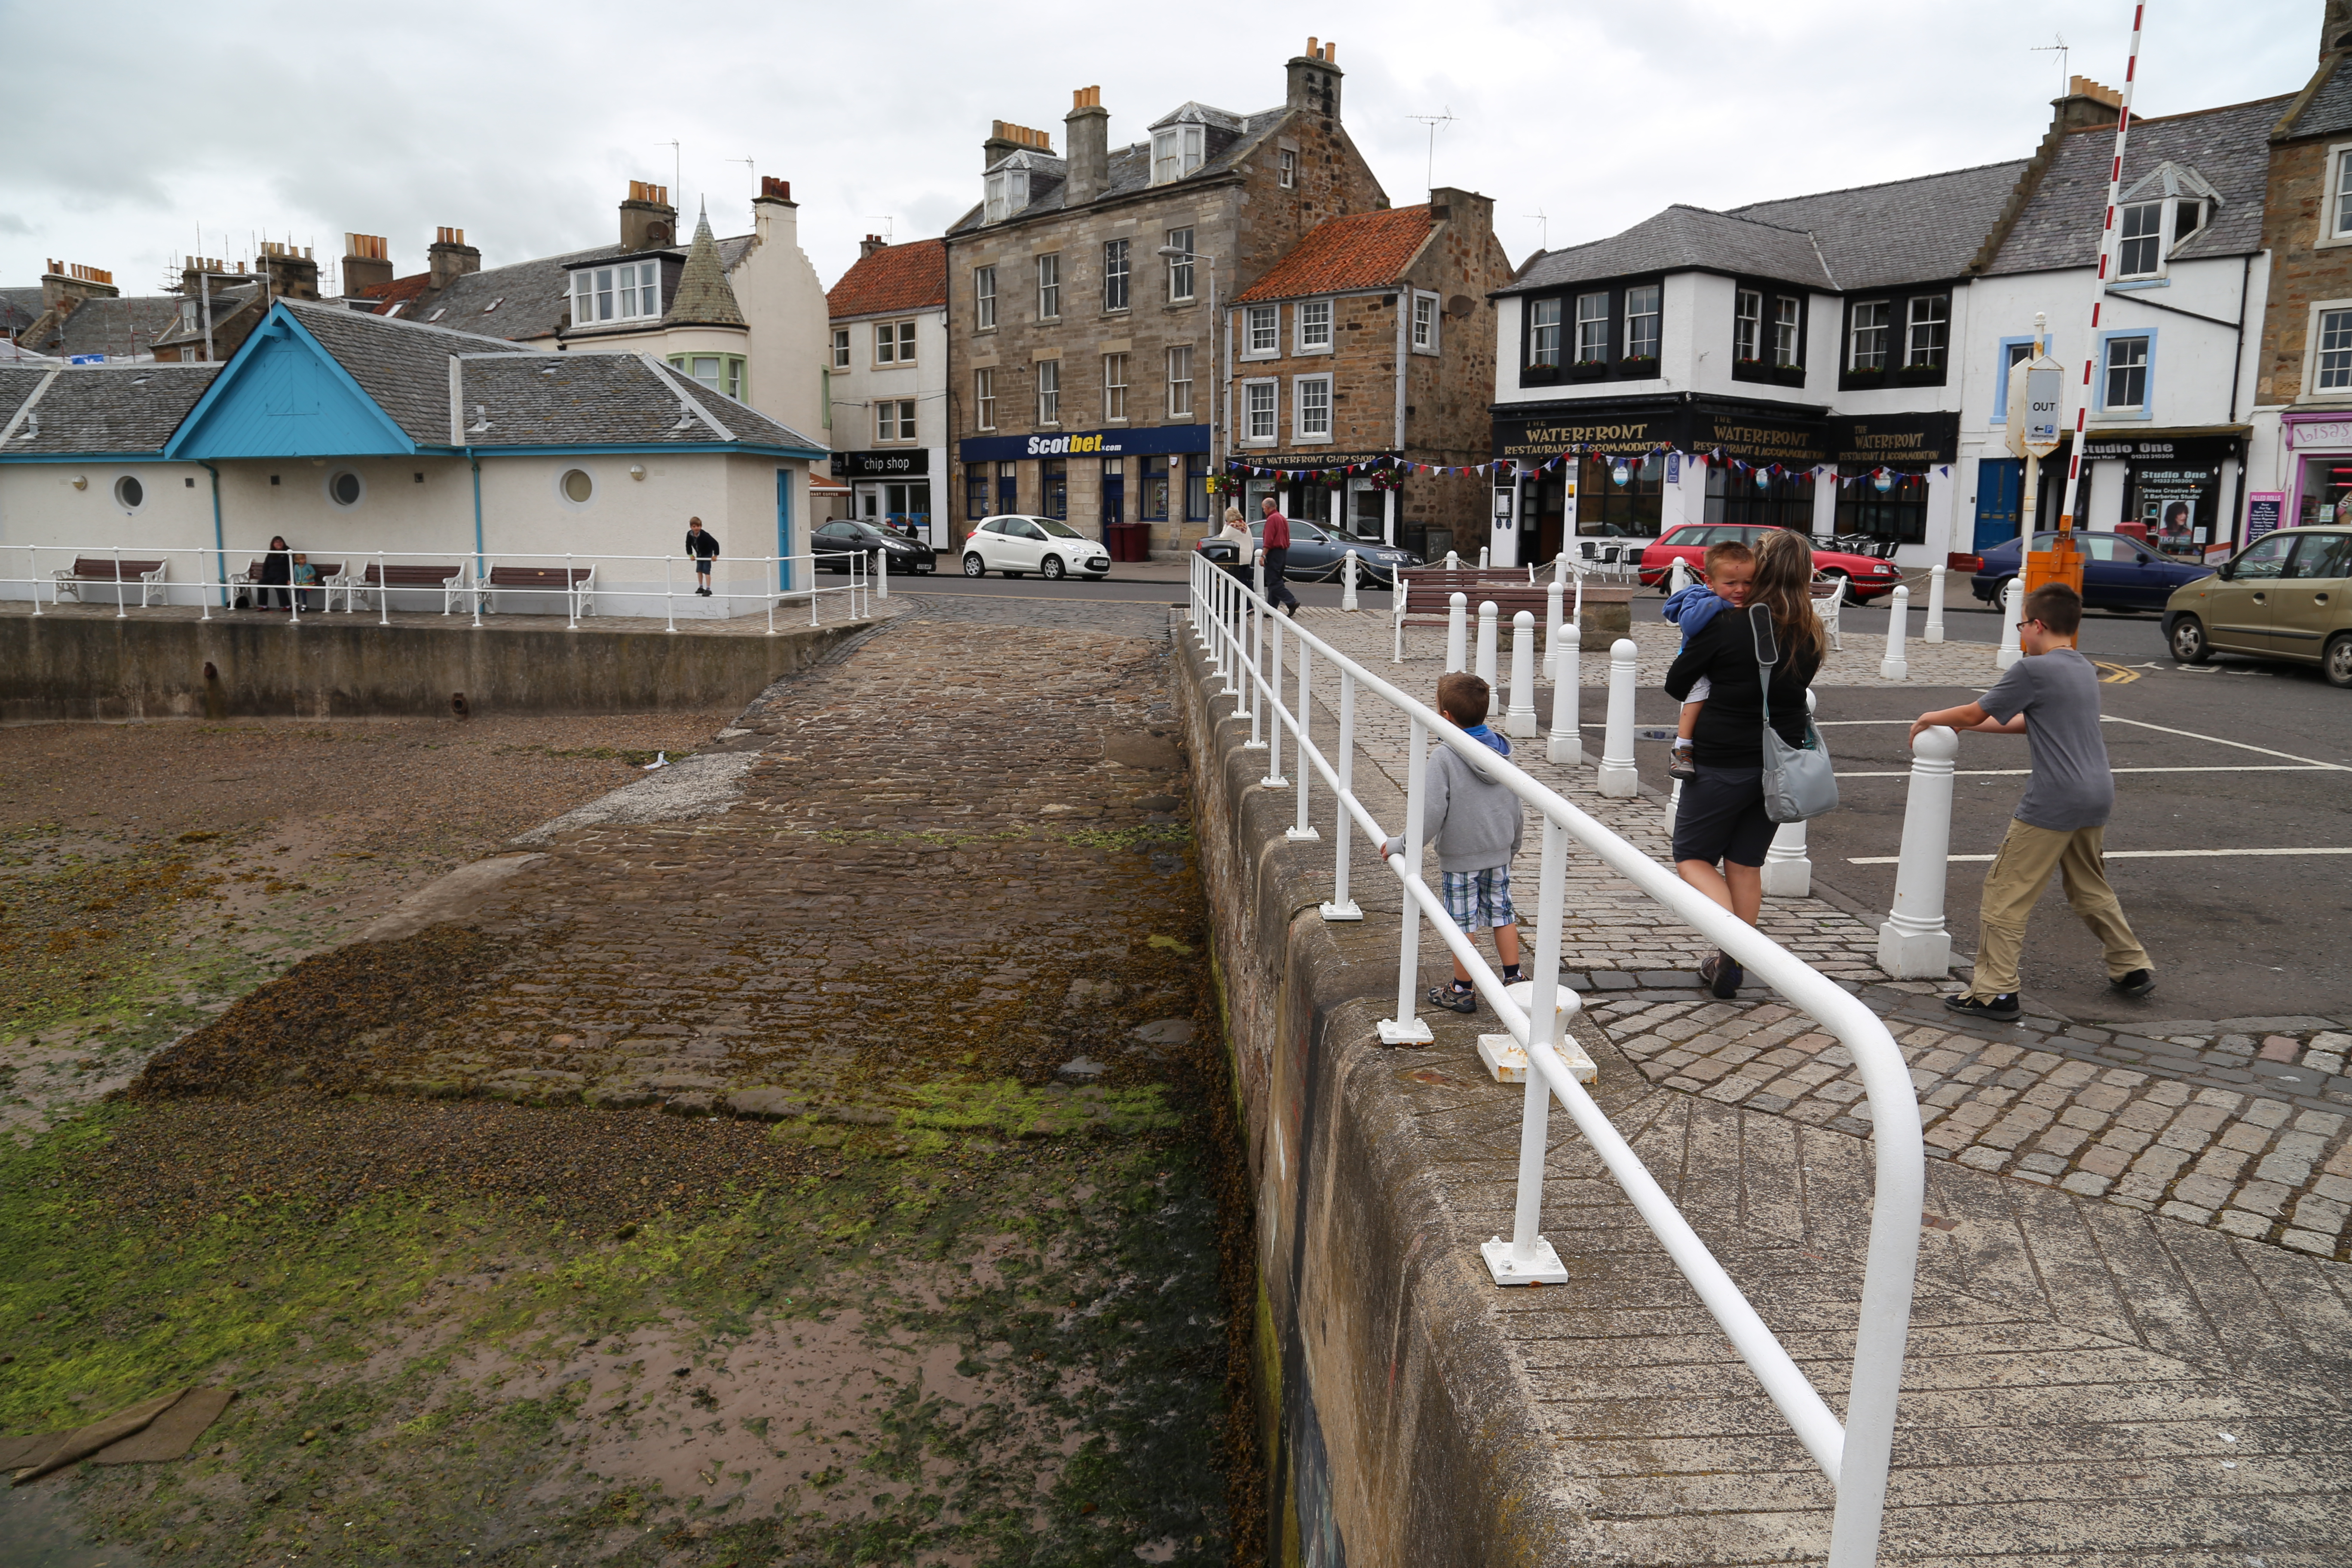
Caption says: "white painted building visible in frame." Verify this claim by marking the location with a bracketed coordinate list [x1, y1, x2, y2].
[823, 236, 948, 547]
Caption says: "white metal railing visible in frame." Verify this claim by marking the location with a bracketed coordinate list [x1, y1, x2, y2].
[0, 544, 871, 635]
[1189, 553, 1923, 1567]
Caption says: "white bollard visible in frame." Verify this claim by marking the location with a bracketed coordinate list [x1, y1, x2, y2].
[1669, 556, 1692, 594]
[1506, 610, 1538, 737]
[1544, 579, 1565, 680]
[1341, 549, 1360, 612]
[1446, 549, 1461, 570]
[1923, 564, 1947, 644]
[1663, 777, 1681, 839]
[1444, 591, 1468, 673]
[1475, 600, 1499, 687]
[876, 546, 889, 599]
[1880, 582, 1910, 680]
[1553, 551, 1569, 585]
[1877, 725, 1959, 978]
[1597, 638, 1640, 797]
[1478, 545, 1491, 569]
[1548, 618, 1583, 765]
[1996, 576, 2024, 669]
[1760, 691, 1817, 897]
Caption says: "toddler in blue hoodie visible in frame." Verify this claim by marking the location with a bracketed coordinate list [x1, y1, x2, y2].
[1662, 539, 1756, 780]
[1381, 671, 1526, 1016]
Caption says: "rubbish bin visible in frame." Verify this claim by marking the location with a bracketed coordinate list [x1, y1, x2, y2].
[1106, 522, 1149, 563]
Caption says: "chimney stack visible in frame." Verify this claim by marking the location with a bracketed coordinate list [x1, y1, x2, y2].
[1064, 86, 1109, 206]
[341, 233, 394, 297]
[428, 227, 481, 290]
[1285, 37, 1344, 119]
[40, 259, 119, 316]
[983, 118, 1052, 172]
[257, 239, 321, 301]
[860, 234, 890, 259]
[2052, 74, 2123, 134]
[2327, 0, 2352, 55]
[621, 180, 677, 251]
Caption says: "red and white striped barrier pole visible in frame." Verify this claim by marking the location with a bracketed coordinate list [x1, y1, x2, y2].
[2059, 3, 2146, 537]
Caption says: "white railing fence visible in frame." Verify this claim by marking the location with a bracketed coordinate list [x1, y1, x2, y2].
[0, 544, 871, 634]
[1188, 553, 1925, 1568]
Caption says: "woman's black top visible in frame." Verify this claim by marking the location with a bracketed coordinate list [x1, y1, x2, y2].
[1664, 609, 1822, 769]
[260, 549, 292, 585]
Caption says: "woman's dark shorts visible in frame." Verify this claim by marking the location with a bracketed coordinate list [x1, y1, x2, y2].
[1671, 764, 1776, 868]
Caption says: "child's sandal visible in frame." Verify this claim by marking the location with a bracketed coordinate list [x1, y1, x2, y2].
[1427, 984, 1478, 1015]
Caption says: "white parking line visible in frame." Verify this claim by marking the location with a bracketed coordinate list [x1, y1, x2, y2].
[1845, 847, 2352, 864]
[2099, 715, 2352, 770]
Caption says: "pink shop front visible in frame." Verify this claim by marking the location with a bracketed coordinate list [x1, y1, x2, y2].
[2282, 413, 2352, 531]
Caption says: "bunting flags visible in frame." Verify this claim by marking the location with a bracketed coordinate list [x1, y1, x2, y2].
[1222, 443, 1947, 485]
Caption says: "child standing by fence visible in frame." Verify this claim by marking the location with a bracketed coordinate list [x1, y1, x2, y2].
[1382, 672, 1528, 1017]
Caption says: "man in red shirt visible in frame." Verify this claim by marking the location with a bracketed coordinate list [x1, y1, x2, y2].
[1258, 496, 1301, 616]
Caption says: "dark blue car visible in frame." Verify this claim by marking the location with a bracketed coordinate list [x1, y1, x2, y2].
[1967, 530, 2212, 612]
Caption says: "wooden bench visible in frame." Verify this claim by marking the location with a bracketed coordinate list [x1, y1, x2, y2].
[54, 556, 167, 606]
[481, 564, 595, 618]
[1392, 569, 1562, 662]
[345, 562, 473, 615]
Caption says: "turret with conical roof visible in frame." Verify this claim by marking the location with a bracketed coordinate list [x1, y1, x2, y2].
[665, 202, 747, 328]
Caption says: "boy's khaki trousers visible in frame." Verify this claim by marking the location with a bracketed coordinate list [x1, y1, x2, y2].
[1968, 820, 2152, 999]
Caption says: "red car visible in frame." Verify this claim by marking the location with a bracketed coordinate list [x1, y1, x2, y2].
[1636, 523, 1907, 603]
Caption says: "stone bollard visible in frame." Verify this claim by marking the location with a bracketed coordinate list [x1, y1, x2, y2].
[1876, 724, 1958, 978]
[1923, 564, 1947, 644]
[1445, 592, 1469, 673]
[1476, 600, 1499, 687]
[1341, 549, 1360, 612]
[1548, 618, 1583, 765]
[1761, 691, 1817, 897]
[1880, 583, 1910, 680]
[1597, 638, 1640, 797]
[1544, 579, 1565, 680]
[1996, 577, 2024, 669]
[1506, 610, 1538, 737]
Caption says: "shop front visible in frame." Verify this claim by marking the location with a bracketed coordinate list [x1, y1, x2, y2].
[957, 423, 1210, 549]
[831, 448, 939, 545]
[2079, 430, 2243, 560]
[2282, 413, 2352, 536]
[1231, 448, 1401, 544]
[1830, 412, 1957, 550]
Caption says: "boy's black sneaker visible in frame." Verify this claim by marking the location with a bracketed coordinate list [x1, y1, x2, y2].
[1945, 992, 2021, 1023]
[1697, 952, 1743, 999]
[2110, 969, 2156, 999]
[1667, 747, 1697, 781]
[1428, 983, 1478, 1015]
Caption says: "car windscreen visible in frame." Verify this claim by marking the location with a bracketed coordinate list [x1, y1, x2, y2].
[1035, 519, 1086, 539]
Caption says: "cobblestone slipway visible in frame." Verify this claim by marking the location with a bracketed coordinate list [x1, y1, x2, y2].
[1256, 605, 2352, 1262]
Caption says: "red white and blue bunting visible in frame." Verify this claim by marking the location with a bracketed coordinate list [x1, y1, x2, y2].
[1225, 447, 1954, 487]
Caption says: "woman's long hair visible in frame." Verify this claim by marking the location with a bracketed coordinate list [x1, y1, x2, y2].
[1752, 528, 1826, 664]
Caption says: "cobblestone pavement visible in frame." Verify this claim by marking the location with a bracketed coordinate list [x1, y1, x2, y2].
[1213, 603, 2352, 1261]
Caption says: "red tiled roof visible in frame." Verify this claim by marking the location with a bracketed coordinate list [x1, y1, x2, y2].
[1234, 206, 1435, 303]
[827, 238, 947, 319]
[360, 272, 434, 315]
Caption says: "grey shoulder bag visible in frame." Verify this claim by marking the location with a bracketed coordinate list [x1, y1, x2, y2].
[1750, 603, 1838, 824]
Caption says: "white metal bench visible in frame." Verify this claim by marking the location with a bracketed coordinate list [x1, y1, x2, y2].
[1812, 573, 1847, 652]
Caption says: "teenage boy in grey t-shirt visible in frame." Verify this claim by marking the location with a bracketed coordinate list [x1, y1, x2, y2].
[1909, 582, 2153, 1023]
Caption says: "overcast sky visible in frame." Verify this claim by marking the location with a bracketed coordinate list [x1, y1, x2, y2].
[1, 0, 2327, 305]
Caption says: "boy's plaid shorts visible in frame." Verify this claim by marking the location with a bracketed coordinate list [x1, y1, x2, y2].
[1440, 866, 1514, 931]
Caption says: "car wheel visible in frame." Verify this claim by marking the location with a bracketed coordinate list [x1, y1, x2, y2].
[2326, 633, 2352, 689]
[2170, 614, 2211, 665]
[1043, 555, 1066, 581]
[962, 553, 986, 578]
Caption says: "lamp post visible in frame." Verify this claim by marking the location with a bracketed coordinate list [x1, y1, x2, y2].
[1158, 244, 1221, 523]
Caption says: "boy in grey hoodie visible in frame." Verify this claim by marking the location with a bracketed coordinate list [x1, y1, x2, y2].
[1383, 672, 1528, 1015]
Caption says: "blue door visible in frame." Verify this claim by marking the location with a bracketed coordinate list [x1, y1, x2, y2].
[776, 468, 795, 592]
[1974, 459, 2022, 552]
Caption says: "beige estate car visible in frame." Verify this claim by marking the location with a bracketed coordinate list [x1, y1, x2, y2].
[2163, 526, 2352, 687]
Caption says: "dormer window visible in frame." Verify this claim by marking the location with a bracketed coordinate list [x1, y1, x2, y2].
[1152, 125, 1204, 185]
[2117, 202, 2164, 278]
[573, 261, 661, 325]
[984, 167, 1029, 224]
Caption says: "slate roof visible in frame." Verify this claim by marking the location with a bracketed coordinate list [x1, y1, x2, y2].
[1987, 96, 2289, 274]
[946, 103, 1287, 235]
[358, 234, 757, 342]
[0, 363, 220, 453]
[1727, 161, 2029, 290]
[664, 208, 747, 329]
[458, 352, 821, 452]
[150, 284, 262, 350]
[1499, 205, 1832, 297]
[1, 286, 41, 335]
[12, 294, 186, 359]
[1235, 205, 1436, 301]
[828, 238, 948, 319]
[282, 297, 533, 444]
[2282, 52, 2352, 140]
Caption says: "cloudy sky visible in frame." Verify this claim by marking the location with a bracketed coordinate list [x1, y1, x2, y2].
[1, 0, 2327, 303]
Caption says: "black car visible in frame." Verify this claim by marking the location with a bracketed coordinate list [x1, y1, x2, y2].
[813, 519, 935, 575]
[1965, 530, 2210, 612]
[1193, 518, 1421, 585]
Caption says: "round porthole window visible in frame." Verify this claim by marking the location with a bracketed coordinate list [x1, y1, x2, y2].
[560, 468, 594, 505]
[113, 474, 145, 512]
[326, 469, 365, 509]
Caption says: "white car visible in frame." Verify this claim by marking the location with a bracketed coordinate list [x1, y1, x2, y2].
[961, 515, 1112, 580]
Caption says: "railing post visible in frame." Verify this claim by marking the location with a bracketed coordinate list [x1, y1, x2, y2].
[1244, 568, 1265, 745]
[1262, 609, 1286, 782]
[567, 552, 579, 630]
[1543, 579, 1565, 679]
[1879, 583, 1910, 680]
[1548, 613, 1583, 766]
[199, 548, 212, 621]
[1484, 815, 1570, 1285]
[378, 552, 389, 625]
[1505, 610, 1537, 738]
[1288, 639, 1317, 841]
[766, 554, 777, 637]
[1876, 724, 1957, 978]
[1444, 591, 1467, 673]
[1322, 669, 1361, 921]
[114, 545, 126, 619]
[31, 548, 43, 616]
[665, 555, 677, 634]
[1597, 637, 1640, 797]
[1923, 563, 1947, 644]
[1378, 717, 1436, 1046]
[1761, 691, 1817, 897]
[1996, 576, 2024, 669]
[1341, 549, 1360, 612]
[1475, 600, 1498, 686]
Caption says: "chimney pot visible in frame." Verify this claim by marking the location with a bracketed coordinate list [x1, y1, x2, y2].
[1286, 38, 1345, 118]
[619, 181, 678, 250]
[758, 175, 794, 203]
[427, 227, 482, 289]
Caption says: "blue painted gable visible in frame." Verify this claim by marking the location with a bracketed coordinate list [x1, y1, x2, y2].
[165, 307, 416, 460]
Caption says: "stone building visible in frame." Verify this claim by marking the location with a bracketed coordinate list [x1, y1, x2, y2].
[1225, 190, 1513, 562]
[5, 260, 184, 363]
[824, 235, 949, 545]
[942, 38, 1387, 555]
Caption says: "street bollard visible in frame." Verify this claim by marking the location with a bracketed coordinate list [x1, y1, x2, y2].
[1506, 610, 1538, 737]
[1478, 545, 1490, 569]
[1880, 583, 1910, 680]
[1554, 551, 1569, 585]
[1341, 549, 1360, 612]
[1923, 564, 1946, 644]
[1996, 577, 2024, 669]
[1663, 776, 1681, 839]
[1548, 616, 1583, 765]
[1597, 638, 1640, 797]
[1877, 725, 1958, 978]
[876, 546, 888, 600]
[1476, 600, 1499, 687]
[1669, 556, 1692, 594]
[1444, 592, 1469, 673]
[1544, 579, 1565, 680]
[1761, 691, 1817, 897]
[1446, 550, 1461, 570]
